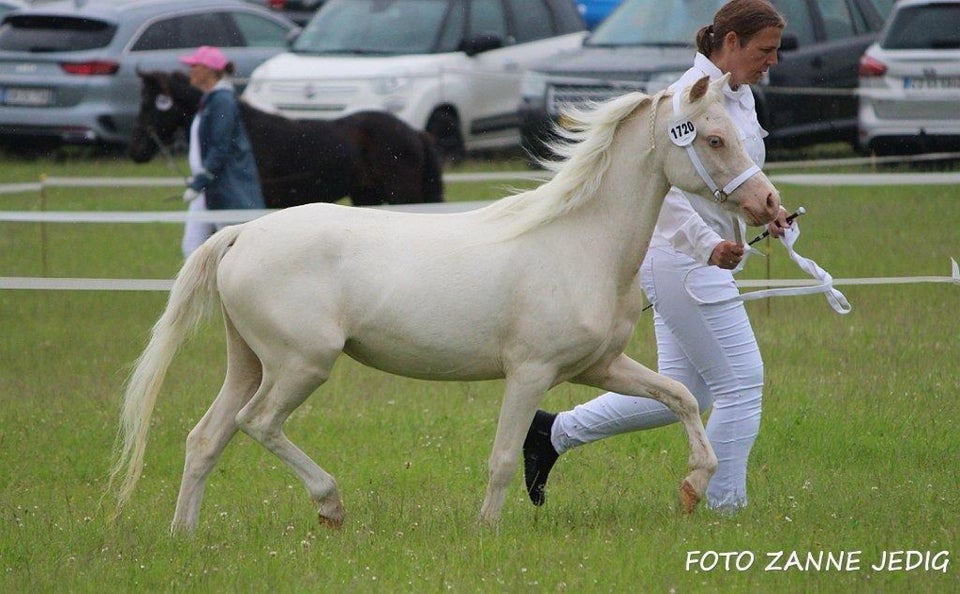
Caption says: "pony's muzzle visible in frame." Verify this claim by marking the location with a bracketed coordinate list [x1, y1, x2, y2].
[738, 177, 780, 226]
[744, 193, 780, 226]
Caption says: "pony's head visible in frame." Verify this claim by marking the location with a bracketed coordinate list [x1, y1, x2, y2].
[128, 70, 201, 163]
[662, 74, 780, 226]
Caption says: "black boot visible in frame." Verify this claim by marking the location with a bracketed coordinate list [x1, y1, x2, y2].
[523, 410, 559, 506]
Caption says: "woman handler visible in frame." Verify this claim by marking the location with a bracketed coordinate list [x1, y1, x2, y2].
[524, 0, 791, 514]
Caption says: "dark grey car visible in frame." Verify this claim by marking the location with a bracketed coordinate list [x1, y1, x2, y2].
[519, 0, 895, 160]
[0, 0, 296, 149]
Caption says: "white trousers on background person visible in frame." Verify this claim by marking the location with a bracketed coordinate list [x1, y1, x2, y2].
[181, 192, 215, 258]
[551, 246, 764, 512]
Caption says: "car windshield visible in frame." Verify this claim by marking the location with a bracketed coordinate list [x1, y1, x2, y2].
[586, 0, 724, 47]
[882, 4, 960, 50]
[0, 15, 117, 52]
[292, 0, 453, 55]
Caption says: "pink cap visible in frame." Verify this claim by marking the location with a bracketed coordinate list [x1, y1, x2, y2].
[179, 46, 228, 71]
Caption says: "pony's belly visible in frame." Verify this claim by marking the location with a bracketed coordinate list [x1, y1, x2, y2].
[343, 339, 503, 381]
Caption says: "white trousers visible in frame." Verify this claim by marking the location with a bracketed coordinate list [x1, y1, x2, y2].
[181, 193, 215, 258]
[553, 247, 763, 511]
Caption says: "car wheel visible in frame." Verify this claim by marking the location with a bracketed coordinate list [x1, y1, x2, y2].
[426, 110, 464, 165]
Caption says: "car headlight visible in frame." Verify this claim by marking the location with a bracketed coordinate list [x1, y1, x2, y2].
[520, 70, 548, 100]
[374, 75, 410, 95]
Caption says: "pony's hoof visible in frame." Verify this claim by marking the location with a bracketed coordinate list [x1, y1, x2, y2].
[319, 514, 343, 530]
[316, 495, 344, 529]
[679, 479, 701, 515]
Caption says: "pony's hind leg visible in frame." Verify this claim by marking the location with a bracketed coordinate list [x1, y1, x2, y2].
[235, 356, 345, 529]
[575, 354, 717, 514]
[171, 313, 262, 534]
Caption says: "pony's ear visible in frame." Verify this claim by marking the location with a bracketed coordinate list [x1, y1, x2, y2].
[688, 75, 710, 103]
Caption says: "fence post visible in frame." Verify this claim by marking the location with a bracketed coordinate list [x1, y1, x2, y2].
[765, 234, 772, 316]
[39, 173, 48, 277]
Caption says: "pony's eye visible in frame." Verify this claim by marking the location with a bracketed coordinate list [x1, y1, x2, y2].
[707, 135, 723, 148]
[155, 95, 173, 112]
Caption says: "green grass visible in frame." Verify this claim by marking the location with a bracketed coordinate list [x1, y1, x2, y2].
[0, 154, 958, 592]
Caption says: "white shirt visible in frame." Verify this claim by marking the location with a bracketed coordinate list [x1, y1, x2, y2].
[648, 53, 768, 264]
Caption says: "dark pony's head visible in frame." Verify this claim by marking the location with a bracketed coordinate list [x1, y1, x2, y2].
[128, 69, 202, 163]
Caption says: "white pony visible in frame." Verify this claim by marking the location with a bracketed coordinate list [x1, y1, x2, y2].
[111, 75, 780, 533]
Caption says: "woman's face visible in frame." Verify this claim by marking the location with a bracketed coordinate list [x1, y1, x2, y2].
[187, 64, 219, 92]
[722, 25, 782, 87]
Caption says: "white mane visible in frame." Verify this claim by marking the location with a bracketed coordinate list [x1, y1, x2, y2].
[478, 90, 663, 237]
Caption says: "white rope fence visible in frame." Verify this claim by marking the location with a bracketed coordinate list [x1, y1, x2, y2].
[2, 261, 956, 292]
[1, 168, 958, 293]
[0, 171, 554, 196]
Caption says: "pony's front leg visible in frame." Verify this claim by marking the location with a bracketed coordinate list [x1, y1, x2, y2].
[575, 354, 717, 514]
[479, 366, 556, 526]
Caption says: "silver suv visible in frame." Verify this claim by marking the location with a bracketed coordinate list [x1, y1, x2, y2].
[857, 0, 960, 155]
[0, 0, 296, 150]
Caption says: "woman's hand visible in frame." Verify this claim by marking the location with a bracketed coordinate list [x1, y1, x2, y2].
[765, 208, 791, 239]
[709, 240, 745, 270]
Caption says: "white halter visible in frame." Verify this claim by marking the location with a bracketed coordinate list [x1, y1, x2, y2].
[670, 90, 761, 204]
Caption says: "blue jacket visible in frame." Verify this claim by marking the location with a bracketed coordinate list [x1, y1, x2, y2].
[188, 87, 264, 210]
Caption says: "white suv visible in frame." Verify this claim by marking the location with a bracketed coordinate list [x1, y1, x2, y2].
[244, 0, 585, 160]
[857, 0, 960, 155]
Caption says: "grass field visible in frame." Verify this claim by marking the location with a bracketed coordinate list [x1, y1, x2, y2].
[1, 152, 958, 592]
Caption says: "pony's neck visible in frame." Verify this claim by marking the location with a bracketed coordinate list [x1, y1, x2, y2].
[170, 72, 202, 116]
[559, 93, 671, 283]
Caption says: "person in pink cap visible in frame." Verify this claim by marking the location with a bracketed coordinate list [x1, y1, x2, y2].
[178, 46, 264, 257]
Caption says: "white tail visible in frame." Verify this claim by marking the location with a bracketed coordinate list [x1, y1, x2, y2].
[108, 225, 243, 519]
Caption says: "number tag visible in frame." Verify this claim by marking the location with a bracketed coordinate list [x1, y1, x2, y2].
[669, 120, 696, 146]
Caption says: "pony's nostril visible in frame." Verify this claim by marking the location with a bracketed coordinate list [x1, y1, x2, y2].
[765, 193, 780, 219]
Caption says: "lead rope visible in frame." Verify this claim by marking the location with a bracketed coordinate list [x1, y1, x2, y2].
[146, 126, 191, 186]
[683, 220, 852, 314]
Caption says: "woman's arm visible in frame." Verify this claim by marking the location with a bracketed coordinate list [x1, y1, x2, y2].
[189, 91, 240, 192]
[657, 187, 725, 265]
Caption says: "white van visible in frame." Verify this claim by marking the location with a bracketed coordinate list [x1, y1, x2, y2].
[244, 0, 585, 160]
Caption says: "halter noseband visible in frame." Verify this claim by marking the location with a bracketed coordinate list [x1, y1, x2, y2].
[670, 90, 760, 204]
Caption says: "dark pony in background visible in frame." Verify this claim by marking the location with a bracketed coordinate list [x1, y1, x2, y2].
[128, 70, 443, 208]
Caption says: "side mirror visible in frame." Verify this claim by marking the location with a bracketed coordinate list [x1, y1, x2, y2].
[460, 33, 503, 56]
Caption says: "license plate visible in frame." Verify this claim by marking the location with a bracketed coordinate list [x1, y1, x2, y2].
[903, 76, 960, 90]
[1, 87, 52, 106]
